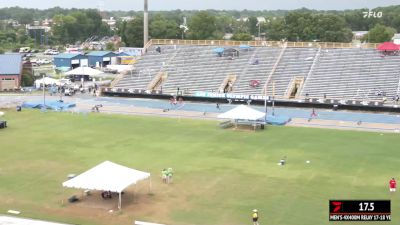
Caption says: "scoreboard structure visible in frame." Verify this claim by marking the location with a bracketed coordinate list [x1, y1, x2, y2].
[329, 200, 391, 221]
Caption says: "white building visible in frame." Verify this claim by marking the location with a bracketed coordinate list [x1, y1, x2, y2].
[352, 31, 368, 40]
[102, 17, 117, 30]
[392, 33, 400, 45]
[257, 17, 266, 24]
[120, 16, 134, 22]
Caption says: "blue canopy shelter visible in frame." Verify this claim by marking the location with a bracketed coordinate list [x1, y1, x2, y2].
[213, 48, 225, 53]
[239, 44, 251, 50]
[22, 101, 76, 111]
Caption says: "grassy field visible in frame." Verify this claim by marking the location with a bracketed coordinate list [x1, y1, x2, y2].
[0, 110, 399, 225]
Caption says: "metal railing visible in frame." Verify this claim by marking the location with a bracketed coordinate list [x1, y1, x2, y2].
[150, 39, 379, 49]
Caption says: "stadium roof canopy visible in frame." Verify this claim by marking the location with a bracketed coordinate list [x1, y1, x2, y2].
[377, 42, 400, 51]
[218, 105, 265, 121]
[62, 161, 151, 209]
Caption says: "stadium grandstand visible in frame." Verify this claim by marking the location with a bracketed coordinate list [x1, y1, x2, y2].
[107, 39, 400, 110]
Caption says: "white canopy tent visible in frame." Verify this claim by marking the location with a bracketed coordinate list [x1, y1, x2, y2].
[65, 67, 104, 77]
[62, 161, 151, 209]
[218, 105, 266, 130]
[218, 105, 265, 121]
[34, 77, 60, 88]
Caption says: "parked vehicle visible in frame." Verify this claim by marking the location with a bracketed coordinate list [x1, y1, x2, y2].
[44, 49, 59, 55]
[19, 47, 31, 53]
[103, 68, 118, 74]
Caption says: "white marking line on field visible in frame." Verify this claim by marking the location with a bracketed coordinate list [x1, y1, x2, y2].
[7, 210, 20, 215]
[0, 215, 72, 225]
[135, 221, 165, 225]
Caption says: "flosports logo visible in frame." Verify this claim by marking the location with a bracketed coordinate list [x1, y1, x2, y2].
[332, 201, 342, 212]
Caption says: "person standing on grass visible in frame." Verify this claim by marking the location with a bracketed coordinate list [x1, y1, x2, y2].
[161, 168, 168, 184]
[252, 209, 259, 225]
[167, 168, 173, 184]
[390, 178, 396, 192]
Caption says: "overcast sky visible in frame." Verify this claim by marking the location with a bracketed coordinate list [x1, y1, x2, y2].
[0, 0, 398, 11]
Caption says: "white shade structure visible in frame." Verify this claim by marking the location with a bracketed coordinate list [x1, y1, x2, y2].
[62, 161, 151, 209]
[34, 77, 60, 88]
[65, 67, 104, 77]
[218, 105, 265, 121]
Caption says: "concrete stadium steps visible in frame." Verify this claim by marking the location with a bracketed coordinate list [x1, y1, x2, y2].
[114, 44, 400, 102]
[159, 45, 276, 94]
[266, 47, 318, 97]
[231, 47, 281, 95]
[115, 45, 179, 90]
[302, 48, 400, 101]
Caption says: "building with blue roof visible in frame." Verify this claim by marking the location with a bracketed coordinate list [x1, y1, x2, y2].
[87, 51, 117, 67]
[54, 53, 88, 69]
[0, 54, 22, 91]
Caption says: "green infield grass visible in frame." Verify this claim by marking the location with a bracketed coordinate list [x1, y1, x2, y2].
[0, 110, 398, 225]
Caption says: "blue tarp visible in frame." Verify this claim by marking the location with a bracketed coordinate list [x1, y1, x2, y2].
[213, 48, 225, 53]
[22, 101, 76, 111]
[266, 115, 291, 125]
[239, 45, 251, 49]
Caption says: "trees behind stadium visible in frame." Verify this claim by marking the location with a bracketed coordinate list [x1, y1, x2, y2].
[0, 5, 399, 48]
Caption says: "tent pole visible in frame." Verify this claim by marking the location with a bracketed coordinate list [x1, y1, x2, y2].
[149, 176, 152, 193]
[118, 192, 122, 210]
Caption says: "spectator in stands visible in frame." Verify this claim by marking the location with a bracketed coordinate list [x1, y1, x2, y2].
[156, 46, 161, 54]
[396, 95, 399, 102]
[252, 58, 259, 65]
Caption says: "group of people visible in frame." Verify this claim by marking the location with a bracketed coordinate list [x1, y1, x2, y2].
[101, 191, 112, 199]
[161, 168, 174, 184]
[169, 97, 184, 108]
[47, 83, 99, 97]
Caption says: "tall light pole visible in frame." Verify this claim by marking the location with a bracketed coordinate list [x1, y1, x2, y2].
[143, 0, 149, 46]
[264, 84, 268, 124]
[42, 74, 46, 107]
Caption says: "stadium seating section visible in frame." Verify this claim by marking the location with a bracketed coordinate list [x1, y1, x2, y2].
[114, 45, 400, 101]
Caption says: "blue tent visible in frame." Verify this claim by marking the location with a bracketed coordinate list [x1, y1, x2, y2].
[22, 101, 76, 111]
[266, 115, 291, 125]
[239, 45, 251, 49]
[213, 48, 225, 53]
